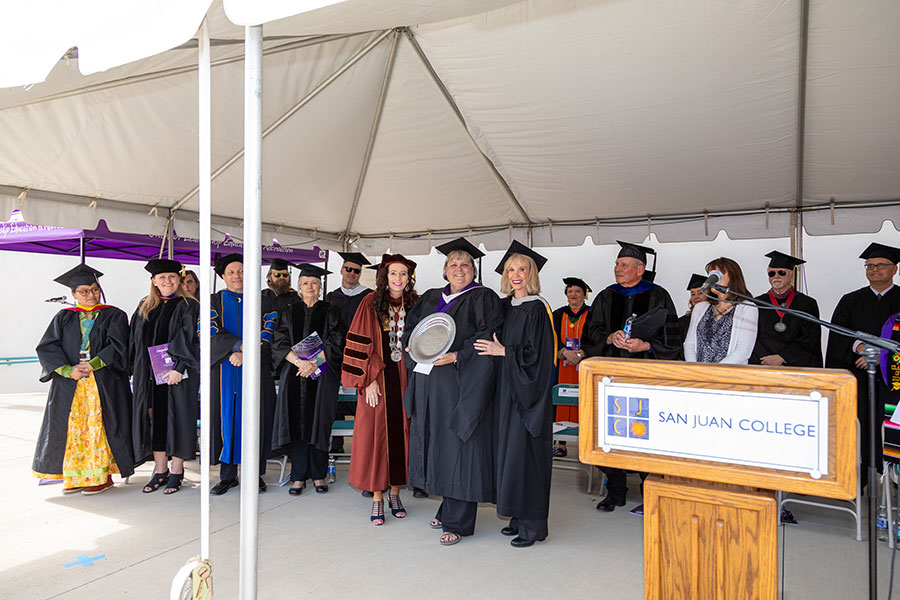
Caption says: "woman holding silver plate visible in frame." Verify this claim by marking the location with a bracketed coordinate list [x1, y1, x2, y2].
[402, 237, 504, 546]
[342, 254, 419, 525]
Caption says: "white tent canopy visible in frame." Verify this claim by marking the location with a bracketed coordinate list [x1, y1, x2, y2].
[0, 0, 898, 254]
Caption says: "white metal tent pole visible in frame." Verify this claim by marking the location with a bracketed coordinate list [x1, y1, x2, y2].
[239, 24, 263, 600]
[791, 0, 810, 291]
[198, 17, 212, 562]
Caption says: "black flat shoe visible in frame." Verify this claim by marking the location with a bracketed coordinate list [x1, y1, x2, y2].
[258, 477, 267, 493]
[143, 471, 169, 494]
[596, 497, 626, 512]
[361, 490, 374, 498]
[500, 526, 517, 536]
[315, 483, 329, 494]
[210, 479, 238, 496]
[412, 487, 428, 499]
[510, 537, 535, 548]
[289, 482, 304, 496]
[163, 472, 184, 495]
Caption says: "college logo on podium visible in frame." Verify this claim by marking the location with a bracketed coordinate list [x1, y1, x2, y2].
[607, 396, 650, 440]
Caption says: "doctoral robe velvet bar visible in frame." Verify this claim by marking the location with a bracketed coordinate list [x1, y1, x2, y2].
[33, 307, 135, 478]
[130, 296, 200, 463]
[270, 300, 344, 453]
[402, 286, 504, 503]
[342, 293, 411, 492]
[495, 296, 557, 528]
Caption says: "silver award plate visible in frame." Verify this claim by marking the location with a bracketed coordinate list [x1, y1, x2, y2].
[408, 313, 457, 364]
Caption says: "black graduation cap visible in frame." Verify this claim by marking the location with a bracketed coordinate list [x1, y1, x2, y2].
[214, 253, 243, 277]
[495, 240, 548, 274]
[295, 263, 331, 278]
[145, 258, 184, 276]
[268, 258, 293, 271]
[55, 263, 103, 290]
[686, 273, 707, 290]
[616, 240, 655, 264]
[765, 251, 805, 270]
[563, 277, 592, 294]
[435, 237, 485, 259]
[859, 242, 900, 264]
[337, 251, 371, 266]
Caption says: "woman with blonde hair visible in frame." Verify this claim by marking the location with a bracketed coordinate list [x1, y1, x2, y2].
[684, 257, 758, 364]
[475, 240, 556, 548]
[130, 258, 200, 494]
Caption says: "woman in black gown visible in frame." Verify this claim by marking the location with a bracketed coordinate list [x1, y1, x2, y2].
[475, 241, 556, 548]
[271, 264, 344, 495]
[130, 259, 200, 495]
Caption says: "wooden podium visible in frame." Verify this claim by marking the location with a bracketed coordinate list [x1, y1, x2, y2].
[578, 358, 857, 600]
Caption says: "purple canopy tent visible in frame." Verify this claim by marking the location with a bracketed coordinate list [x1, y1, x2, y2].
[0, 209, 327, 266]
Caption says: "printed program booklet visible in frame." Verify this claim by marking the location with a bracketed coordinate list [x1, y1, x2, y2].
[148, 343, 188, 385]
[291, 331, 328, 380]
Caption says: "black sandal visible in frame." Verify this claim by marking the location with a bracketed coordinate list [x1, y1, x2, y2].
[371, 501, 384, 526]
[163, 472, 184, 495]
[143, 471, 169, 493]
[388, 493, 406, 518]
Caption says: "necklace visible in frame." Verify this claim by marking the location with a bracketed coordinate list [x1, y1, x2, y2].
[388, 304, 406, 362]
[713, 303, 733, 318]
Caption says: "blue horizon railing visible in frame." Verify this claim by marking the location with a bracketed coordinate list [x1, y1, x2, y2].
[0, 356, 39, 366]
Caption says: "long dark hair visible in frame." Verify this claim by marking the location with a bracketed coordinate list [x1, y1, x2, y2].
[372, 264, 419, 325]
[705, 257, 751, 304]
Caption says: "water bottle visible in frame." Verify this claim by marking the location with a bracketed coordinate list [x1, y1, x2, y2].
[623, 314, 636, 341]
[327, 458, 336, 484]
[877, 504, 889, 542]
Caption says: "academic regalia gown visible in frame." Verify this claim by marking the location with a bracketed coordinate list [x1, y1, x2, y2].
[496, 296, 557, 540]
[129, 296, 200, 463]
[208, 290, 277, 471]
[552, 303, 589, 421]
[750, 290, 822, 367]
[325, 286, 372, 332]
[402, 285, 504, 503]
[263, 288, 299, 316]
[271, 300, 344, 453]
[826, 286, 900, 473]
[678, 313, 692, 344]
[342, 293, 412, 491]
[582, 280, 682, 360]
[33, 306, 136, 478]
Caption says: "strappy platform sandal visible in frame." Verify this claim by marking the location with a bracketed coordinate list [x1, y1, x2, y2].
[371, 500, 384, 526]
[163, 472, 184, 495]
[388, 493, 407, 518]
[143, 471, 169, 493]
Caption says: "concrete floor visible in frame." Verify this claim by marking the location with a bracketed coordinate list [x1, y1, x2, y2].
[1, 392, 895, 599]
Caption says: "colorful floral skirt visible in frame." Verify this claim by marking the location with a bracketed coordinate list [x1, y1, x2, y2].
[34, 372, 119, 488]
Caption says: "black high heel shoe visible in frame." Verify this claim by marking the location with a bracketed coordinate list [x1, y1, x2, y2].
[387, 492, 407, 518]
[371, 500, 384, 526]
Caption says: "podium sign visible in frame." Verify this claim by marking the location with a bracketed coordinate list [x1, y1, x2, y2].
[598, 381, 829, 477]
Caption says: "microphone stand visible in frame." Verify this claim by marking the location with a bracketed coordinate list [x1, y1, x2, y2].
[705, 285, 899, 600]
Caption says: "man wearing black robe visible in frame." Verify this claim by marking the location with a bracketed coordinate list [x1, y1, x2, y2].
[583, 241, 681, 512]
[750, 251, 822, 368]
[262, 258, 299, 316]
[324, 252, 373, 456]
[402, 238, 504, 544]
[826, 242, 900, 476]
[208, 253, 278, 495]
[33, 263, 135, 493]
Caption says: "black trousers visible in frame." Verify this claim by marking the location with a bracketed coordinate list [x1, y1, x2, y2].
[508, 517, 547, 542]
[289, 439, 328, 482]
[219, 453, 268, 482]
[602, 468, 648, 503]
[435, 497, 478, 536]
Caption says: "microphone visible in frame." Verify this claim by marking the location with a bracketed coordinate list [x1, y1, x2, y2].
[45, 296, 69, 303]
[700, 270, 723, 293]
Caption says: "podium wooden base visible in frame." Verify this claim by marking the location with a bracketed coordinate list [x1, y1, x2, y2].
[644, 475, 777, 600]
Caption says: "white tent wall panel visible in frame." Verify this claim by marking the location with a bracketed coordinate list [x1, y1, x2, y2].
[413, 0, 800, 222]
[803, 0, 900, 203]
[351, 36, 520, 234]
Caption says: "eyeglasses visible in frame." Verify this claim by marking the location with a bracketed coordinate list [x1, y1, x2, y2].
[270, 272, 290, 279]
[864, 263, 895, 271]
[343, 266, 361, 274]
[767, 269, 790, 277]
[74, 288, 101, 296]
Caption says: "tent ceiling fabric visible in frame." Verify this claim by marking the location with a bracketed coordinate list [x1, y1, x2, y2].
[0, 0, 898, 254]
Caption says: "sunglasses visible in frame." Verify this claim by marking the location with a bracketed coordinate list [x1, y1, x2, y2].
[343, 266, 361, 274]
[270, 272, 290, 279]
[767, 269, 790, 277]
